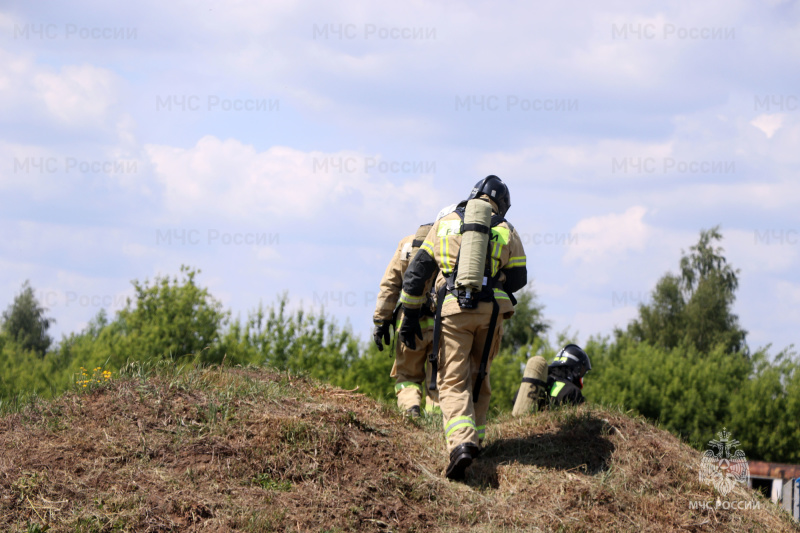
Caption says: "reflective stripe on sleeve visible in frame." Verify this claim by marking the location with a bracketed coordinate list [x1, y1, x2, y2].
[490, 240, 502, 276]
[507, 256, 526, 268]
[440, 234, 452, 275]
[399, 290, 426, 306]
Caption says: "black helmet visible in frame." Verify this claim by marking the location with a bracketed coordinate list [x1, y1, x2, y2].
[549, 344, 592, 379]
[467, 175, 510, 217]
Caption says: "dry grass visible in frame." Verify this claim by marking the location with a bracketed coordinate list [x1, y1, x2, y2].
[1, 364, 797, 532]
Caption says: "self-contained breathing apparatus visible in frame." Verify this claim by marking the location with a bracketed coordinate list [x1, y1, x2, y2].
[512, 355, 549, 416]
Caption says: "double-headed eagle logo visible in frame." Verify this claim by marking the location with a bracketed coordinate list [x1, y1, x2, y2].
[699, 428, 750, 497]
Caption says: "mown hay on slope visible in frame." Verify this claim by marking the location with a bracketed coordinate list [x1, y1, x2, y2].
[1, 366, 797, 532]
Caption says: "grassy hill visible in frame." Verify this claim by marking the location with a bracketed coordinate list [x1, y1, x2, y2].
[1, 364, 798, 532]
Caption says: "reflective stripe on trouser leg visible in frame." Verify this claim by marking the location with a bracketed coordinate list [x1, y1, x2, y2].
[391, 313, 434, 411]
[395, 381, 423, 411]
[438, 308, 504, 452]
[445, 416, 477, 438]
[395, 381, 423, 393]
[477, 425, 486, 441]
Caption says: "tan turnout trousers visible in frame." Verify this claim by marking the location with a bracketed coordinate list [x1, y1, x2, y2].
[392, 312, 440, 412]
[438, 304, 503, 452]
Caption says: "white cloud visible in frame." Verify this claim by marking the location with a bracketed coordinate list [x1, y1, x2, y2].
[3, 0, 800, 356]
[564, 206, 650, 264]
[0, 50, 38, 117]
[145, 136, 442, 228]
[750, 113, 784, 138]
[0, 49, 123, 136]
[33, 64, 118, 126]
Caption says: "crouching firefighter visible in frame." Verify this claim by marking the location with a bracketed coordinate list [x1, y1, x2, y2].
[372, 223, 440, 418]
[398, 175, 527, 481]
[512, 344, 591, 415]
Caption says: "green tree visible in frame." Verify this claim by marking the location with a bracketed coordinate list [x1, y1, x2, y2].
[625, 226, 747, 354]
[584, 336, 752, 449]
[219, 295, 367, 388]
[500, 289, 550, 352]
[727, 348, 800, 463]
[1, 280, 55, 357]
[57, 266, 229, 373]
[0, 339, 56, 402]
[114, 265, 228, 365]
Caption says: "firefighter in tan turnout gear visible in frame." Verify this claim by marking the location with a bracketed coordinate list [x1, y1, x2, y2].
[398, 176, 527, 481]
[372, 223, 440, 417]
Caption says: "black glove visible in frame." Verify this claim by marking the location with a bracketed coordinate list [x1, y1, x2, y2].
[373, 321, 391, 351]
[398, 307, 423, 350]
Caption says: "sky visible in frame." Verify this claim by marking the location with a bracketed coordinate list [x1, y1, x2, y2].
[1, 0, 799, 354]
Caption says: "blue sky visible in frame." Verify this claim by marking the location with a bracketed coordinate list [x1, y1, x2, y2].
[1, 0, 799, 354]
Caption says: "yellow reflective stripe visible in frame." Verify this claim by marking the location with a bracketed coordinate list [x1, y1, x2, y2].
[493, 288, 510, 301]
[399, 290, 426, 306]
[395, 381, 423, 393]
[477, 425, 486, 438]
[491, 226, 510, 245]
[443, 293, 457, 304]
[507, 256, 526, 268]
[490, 240, 502, 277]
[420, 317, 435, 329]
[420, 240, 434, 256]
[440, 234, 452, 275]
[551, 381, 566, 397]
[445, 416, 476, 438]
[492, 240, 502, 259]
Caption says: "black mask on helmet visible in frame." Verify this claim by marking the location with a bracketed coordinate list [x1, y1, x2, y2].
[467, 175, 510, 217]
